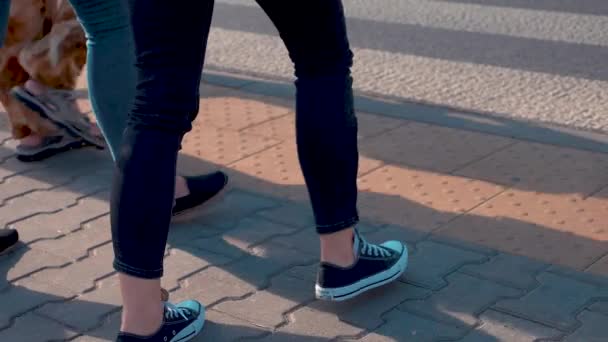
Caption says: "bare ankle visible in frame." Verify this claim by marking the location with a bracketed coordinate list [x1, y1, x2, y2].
[320, 227, 355, 267]
[174, 176, 189, 199]
[119, 273, 164, 336]
[24, 79, 47, 95]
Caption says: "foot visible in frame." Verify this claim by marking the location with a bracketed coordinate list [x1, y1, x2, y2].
[16, 131, 87, 162]
[172, 171, 228, 216]
[315, 229, 408, 301]
[0, 229, 19, 255]
[10, 85, 105, 149]
[116, 300, 205, 342]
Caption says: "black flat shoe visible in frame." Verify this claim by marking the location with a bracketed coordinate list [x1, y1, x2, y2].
[172, 171, 228, 216]
[0, 229, 19, 255]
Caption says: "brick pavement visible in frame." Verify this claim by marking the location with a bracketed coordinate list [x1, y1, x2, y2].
[0, 77, 607, 341]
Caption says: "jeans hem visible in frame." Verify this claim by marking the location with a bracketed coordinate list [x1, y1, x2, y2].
[113, 259, 163, 279]
[316, 215, 359, 235]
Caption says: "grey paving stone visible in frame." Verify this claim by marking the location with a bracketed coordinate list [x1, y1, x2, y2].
[199, 309, 269, 341]
[32, 243, 115, 293]
[403, 240, 487, 290]
[401, 272, 520, 328]
[71, 311, 120, 342]
[357, 309, 465, 342]
[461, 310, 561, 342]
[461, 253, 548, 290]
[171, 266, 257, 306]
[196, 190, 280, 230]
[256, 203, 316, 229]
[258, 306, 363, 342]
[311, 282, 430, 330]
[564, 310, 608, 342]
[37, 275, 120, 332]
[0, 312, 78, 342]
[214, 273, 315, 328]
[222, 243, 316, 288]
[588, 301, 608, 316]
[495, 272, 608, 331]
[191, 217, 298, 258]
[0, 248, 70, 289]
[161, 247, 231, 291]
[0, 276, 75, 328]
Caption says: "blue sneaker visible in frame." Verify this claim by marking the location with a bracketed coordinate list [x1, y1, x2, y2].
[116, 300, 205, 342]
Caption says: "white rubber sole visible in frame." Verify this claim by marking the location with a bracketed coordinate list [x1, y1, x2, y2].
[171, 305, 205, 342]
[315, 246, 409, 302]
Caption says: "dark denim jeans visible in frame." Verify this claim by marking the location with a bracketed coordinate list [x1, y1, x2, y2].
[112, 0, 360, 279]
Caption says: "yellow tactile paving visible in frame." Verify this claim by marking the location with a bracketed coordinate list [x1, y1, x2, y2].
[359, 122, 514, 173]
[356, 165, 504, 232]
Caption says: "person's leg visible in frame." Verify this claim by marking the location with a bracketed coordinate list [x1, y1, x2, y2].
[256, 0, 408, 301]
[110, 0, 214, 340]
[67, 0, 226, 217]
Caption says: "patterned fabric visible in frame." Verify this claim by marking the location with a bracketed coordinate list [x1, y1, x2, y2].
[0, 0, 86, 139]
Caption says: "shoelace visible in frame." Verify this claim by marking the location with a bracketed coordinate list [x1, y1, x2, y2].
[359, 235, 392, 258]
[164, 303, 190, 321]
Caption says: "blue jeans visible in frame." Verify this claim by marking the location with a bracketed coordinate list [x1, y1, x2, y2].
[0, 0, 8, 48]
[72, 0, 360, 279]
[68, 0, 134, 161]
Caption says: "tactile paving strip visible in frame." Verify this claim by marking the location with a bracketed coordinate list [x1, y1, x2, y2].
[436, 190, 608, 270]
[243, 112, 407, 142]
[357, 165, 504, 231]
[197, 92, 291, 131]
[457, 142, 608, 196]
[180, 124, 279, 166]
[359, 122, 514, 173]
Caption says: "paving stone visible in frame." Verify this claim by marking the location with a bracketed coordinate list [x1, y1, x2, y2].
[179, 123, 280, 165]
[357, 165, 503, 231]
[24, 170, 109, 205]
[0, 312, 78, 342]
[0, 195, 61, 228]
[260, 307, 363, 341]
[191, 217, 298, 258]
[311, 282, 430, 330]
[359, 122, 513, 173]
[402, 240, 487, 290]
[495, 272, 608, 331]
[193, 190, 279, 230]
[564, 310, 608, 342]
[214, 273, 315, 328]
[199, 309, 268, 341]
[72, 311, 120, 342]
[284, 264, 318, 283]
[229, 142, 381, 202]
[30, 216, 111, 261]
[13, 204, 109, 245]
[588, 301, 608, 316]
[0, 156, 46, 181]
[271, 224, 377, 257]
[0, 169, 72, 204]
[196, 92, 291, 131]
[227, 243, 316, 287]
[455, 141, 569, 187]
[461, 253, 548, 290]
[0, 248, 70, 288]
[365, 224, 428, 247]
[0, 276, 75, 328]
[37, 275, 121, 332]
[586, 253, 608, 277]
[161, 247, 231, 291]
[401, 273, 520, 328]
[256, 203, 315, 229]
[356, 309, 465, 342]
[461, 310, 561, 342]
[32, 244, 115, 294]
[171, 266, 257, 306]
